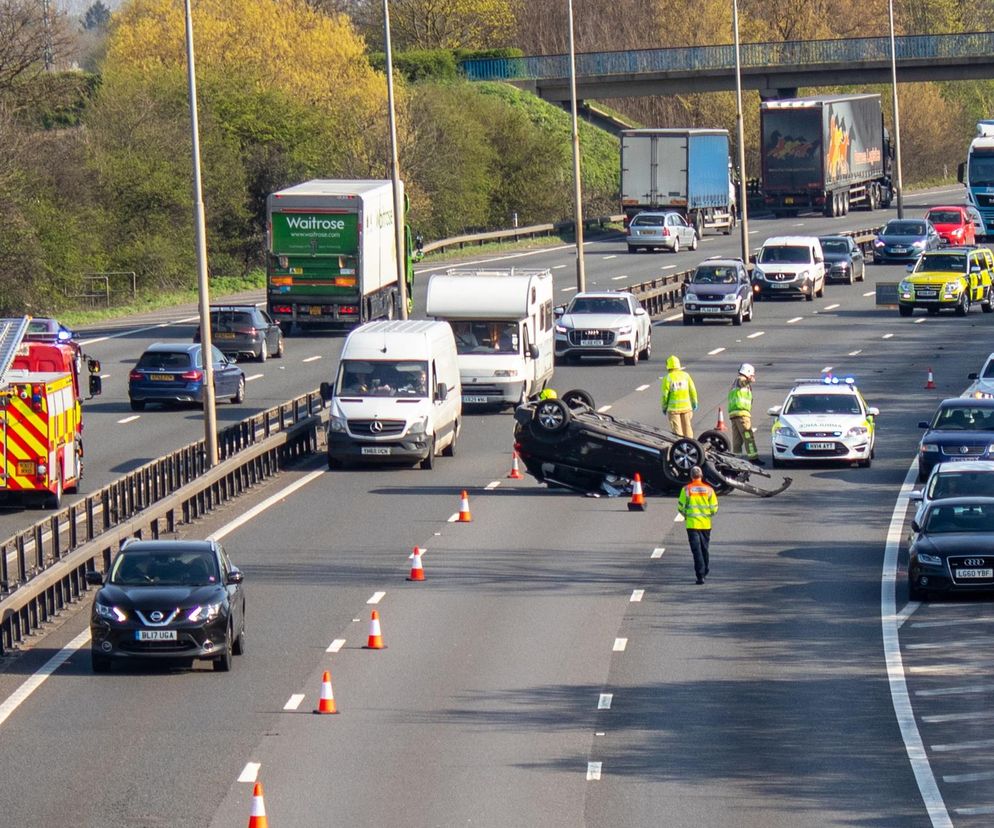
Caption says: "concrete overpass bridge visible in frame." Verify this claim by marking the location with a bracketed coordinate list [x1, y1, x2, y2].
[461, 31, 994, 101]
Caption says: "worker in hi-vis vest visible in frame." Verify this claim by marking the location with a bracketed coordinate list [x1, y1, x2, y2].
[660, 355, 698, 437]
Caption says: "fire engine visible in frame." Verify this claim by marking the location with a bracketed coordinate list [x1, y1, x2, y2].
[0, 317, 102, 508]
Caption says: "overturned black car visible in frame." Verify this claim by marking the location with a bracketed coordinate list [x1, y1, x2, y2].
[513, 391, 792, 497]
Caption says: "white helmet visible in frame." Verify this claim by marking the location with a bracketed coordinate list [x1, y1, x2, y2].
[739, 363, 756, 379]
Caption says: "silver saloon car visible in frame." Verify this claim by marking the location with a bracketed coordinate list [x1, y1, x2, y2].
[627, 211, 699, 254]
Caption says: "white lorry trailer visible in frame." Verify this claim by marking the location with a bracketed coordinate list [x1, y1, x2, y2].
[426, 269, 555, 407]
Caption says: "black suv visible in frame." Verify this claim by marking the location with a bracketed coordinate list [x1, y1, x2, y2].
[86, 539, 246, 673]
[195, 305, 284, 362]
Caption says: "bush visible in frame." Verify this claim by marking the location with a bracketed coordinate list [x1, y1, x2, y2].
[369, 49, 459, 82]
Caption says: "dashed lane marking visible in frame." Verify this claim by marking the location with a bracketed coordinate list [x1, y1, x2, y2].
[663, 313, 682, 322]
[283, 694, 304, 711]
[79, 315, 200, 345]
[245, 373, 264, 382]
[485, 481, 501, 490]
[651, 547, 665, 558]
[931, 738, 994, 753]
[954, 806, 994, 816]
[821, 366, 833, 373]
[909, 664, 974, 675]
[237, 763, 261, 783]
[612, 638, 627, 652]
[367, 591, 386, 604]
[636, 384, 650, 391]
[117, 415, 140, 424]
[603, 255, 617, 260]
[302, 355, 322, 363]
[611, 275, 629, 281]
[915, 685, 991, 697]
[923, 711, 994, 724]
[787, 316, 803, 324]
[792, 222, 806, 227]
[824, 303, 840, 310]
[883, 333, 894, 339]
[915, 317, 926, 324]
[598, 694, 613, 710]
[912, 617, 994, 628]
[553, 264, 567, 269]
[863, 290, 875, 297]
[849, 349, 863, 356]
[708, 347, 725, 355]
[598, 405, 612, 413]
[747, 331, 765, 339]
[895, 601, 919, 629]
[945, 771, 994, 783]
[662, 265, 676, 270]
[561, 286, 578, 292]
[630, 589, 644, 602]
[327, 639, 346, 653]
[587, 762, 603, 781]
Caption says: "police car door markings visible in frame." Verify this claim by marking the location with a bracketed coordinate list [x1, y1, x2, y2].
[302, 355, 322, 363]
[283, 694, 305, 711]
[708, 347, 725, 355]
[630, 590, 644, 602]
[117, 415, 140, 424]
[598, 694, 613, 709]
[651, 547, 665, 558]
[327, 639, 346, 653]
[367, 591, 386, 604]
[612, 638, 627, 651]
[747, 331, 765, 339]
[787, 316, 803, 324]
[237, 762, 261, 783]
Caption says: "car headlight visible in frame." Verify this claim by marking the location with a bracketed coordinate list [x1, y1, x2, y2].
[915, 552, 942, 566]
[944, 282, 961, 295]
[773, 422, 798, 439]
[798, 270, 810, 281]
[188, 602, 223, 622]
[555, 324, 568, 334]
[846, 426, 868, 437]
[329, 414, 347, 433]
[912, 240, 926, 248]
[617, 325, 632, 335]
[899, 280, 912, 292]
[494, 369, 518, 378]
[407, 417, 428, 436]
[873, 239, 885, 248]
[920, 443, 939, 453]
[754, 268, 766, 280]
[95, 602, 127, 623]
[684, 293, 698, 303]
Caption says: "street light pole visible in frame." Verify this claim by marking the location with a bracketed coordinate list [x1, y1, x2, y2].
[383, 0, 409, 319]
[567, 0, 586, 292]
[732, 0, 750, 263]
[183, 0, 218, 466]
[888, 0, 905, 218]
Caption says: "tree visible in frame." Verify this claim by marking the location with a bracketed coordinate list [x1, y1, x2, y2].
[82, 1, 111, 32]
[353, 0, 517, 50]
[0, 0, 75, 98]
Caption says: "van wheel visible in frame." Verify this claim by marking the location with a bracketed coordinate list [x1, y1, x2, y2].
[419, 437, 436, 470]
[46, 472, 63, 510]
[442, 421, 458, 457]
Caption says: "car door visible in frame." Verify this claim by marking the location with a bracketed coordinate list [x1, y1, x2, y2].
[210, 346, 235, 396]
[257, 309, 278, 352]
[849, 239, 864, 279]
[672, 214, 692, 244]
[738, 266, 751, 307]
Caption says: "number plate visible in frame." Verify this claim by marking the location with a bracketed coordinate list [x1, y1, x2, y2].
[462, 395, 489, 404]
[361, 446, 391, 455]
[770, 283, 789, 289]
[150, 374, 173, 381]
[916, 290, 938, 298]
[806, 442, 836, 451]
[16, 460, 35, 475]
[309, 306, 322, 316]
[581, 339, 605, 346]
[957, 568, 993, 579]
[699, 307, 722, 313]
[215, 332, 236, 339]
[784, 197, 795, 205]
[892, 246, 907, 253]
[136, 630, 177, 641]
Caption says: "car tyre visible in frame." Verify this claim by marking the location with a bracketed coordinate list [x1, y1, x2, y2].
[442, 420, 458, 457]
[857, 263, 866, 282]
[231, 376, 246, 404]
[130, 399, 145, 412]
[91, 652, 112, 674]
[667, 437, 706, 476]
[805, 291, 814, 302]
[908, 580, 927, 602]
[257, 339, 268, 363]
[732, 307, 743, 326]
[690, 233, 699, 252]
[671, 237, 680, 254]
[639, 336, 651, 361]
[233, 619, 246, 656]
[562, 389, 595, 411]
[956, 295, 969, 317]
[419, 437, 436, 470]
[697, 429, 731, 454]
[275, 336, 286, 357]
[624, 347, 639, 366]
[213, 625, 234, 672]
[816, 280, 825, 298]
[46, 471, 63, 510]
[533, 398, 571, 433]
[982, 287, 993, 313]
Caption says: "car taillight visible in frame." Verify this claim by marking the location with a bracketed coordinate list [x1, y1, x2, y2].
[236, 327, 257, 336]
[340, 306, 358, 315]
[129, 370, 142, 381]
[662, 228, 670, 236]
[181, 370, 203, 381]
[273, 305, 291, 314]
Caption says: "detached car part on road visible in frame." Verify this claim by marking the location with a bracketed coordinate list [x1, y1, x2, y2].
[513, 391, 791, 497]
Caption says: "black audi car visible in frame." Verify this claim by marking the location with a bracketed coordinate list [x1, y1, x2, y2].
[86, 539, 246, 673]
[908, 497, 994, 600]
[917, 397, 994, 482]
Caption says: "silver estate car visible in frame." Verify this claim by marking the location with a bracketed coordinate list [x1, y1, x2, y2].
[627, 212, 699, 254]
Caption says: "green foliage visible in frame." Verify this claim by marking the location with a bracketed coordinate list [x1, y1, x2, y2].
[369, 49, 460, 82]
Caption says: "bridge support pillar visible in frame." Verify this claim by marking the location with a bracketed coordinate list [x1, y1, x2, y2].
[759, 87, 799, 101]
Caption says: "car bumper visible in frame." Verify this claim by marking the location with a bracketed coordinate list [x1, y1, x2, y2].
[898, 296, 961, 311]
[825, 267, 853, 282]
[874, 249, 923, 262]
[90, 617, 228, 661]
[752, 282, 812, 299]
[555, 336, 637, 360]
[213, 337, 263, 357]
[772, 438, 872, 463]
[327, 431, 431, 464]
[129, 384, 205, 404]
[909, 565, 994, 595]
[628, 238, 675, 251]
[460, 381, 525, 406]
[683, 301, 741, 319]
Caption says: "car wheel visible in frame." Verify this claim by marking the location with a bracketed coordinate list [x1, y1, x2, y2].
[624, 346, 639, 366]
[533, 398, 571, 433]
[442, 420, 458, 457]
[816, 279, 825, 298]
[91, 652, 112, 673]
[682, 315, 692, 326]
[562, 389, 595, 411]
[213, 625, 234, 672]
[130, 399, 145, 412]
[690, 233, 699, 251]
[419, 436, 436, 470]
[233, 618, 246, 655]
[908, 580, 927, 602]
[917, 465, 928, 484]
[847, 269, 855, 285]
[732, 308, 743, 326]
[697, 429, 731, 454]
[746, 299, 755, 321]
[858, 457, 872, 468]
[805, 290, 814, 302]
[231, 376, 246, 404]
[857, 263, 866, 282]
[671, 237, 680, 254]
[46, 471, 63, 510]
[639, 335, 651, 361]
[668, 437, 706, 477]
[257, 339, 268, 363]
[327, 453, 342, 470]
[983, 287, 993, 313]
[956, 295, 969, 317]
[275, 335, 286, 357]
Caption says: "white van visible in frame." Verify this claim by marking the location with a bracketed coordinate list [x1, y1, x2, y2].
[319, 320, 461, 469]
[425, 269, 554, 406]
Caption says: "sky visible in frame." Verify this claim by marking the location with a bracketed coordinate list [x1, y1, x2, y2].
[60, 0, 122, 21]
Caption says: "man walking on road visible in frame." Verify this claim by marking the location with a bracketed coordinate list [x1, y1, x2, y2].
[677, 466, 718, 584]
[661, 355, 698, 437]
[728, 362, 764, 465]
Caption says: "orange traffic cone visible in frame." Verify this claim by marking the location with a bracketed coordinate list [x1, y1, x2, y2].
[457, 490, 472, 522]
[507, 450, 524, 479]
[715, 406, 727, 432]
[364, 609, 385, 649]
[408, 546, 425, 581]
[627, 472, 647, 512]
[925, 367, 936, 389]
[312, 670, 338, 714]
[248, 781, 268, 828]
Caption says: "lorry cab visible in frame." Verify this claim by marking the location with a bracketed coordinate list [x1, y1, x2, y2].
[425, 269, 555, 407]
[319, 320, 461, 469]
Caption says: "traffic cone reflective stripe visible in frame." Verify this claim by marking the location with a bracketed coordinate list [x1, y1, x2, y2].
[925, 367, 936, 389]
[628, 472, 647, 512]
[313, 670, 338, 714]
[248, 782, 268, 828]
[364, 610, 384, 649]
[507, 450, 524, 479]
[408, 546, 425, 581]
[458, 490, 472, 522]
[715, 407, 727, 432]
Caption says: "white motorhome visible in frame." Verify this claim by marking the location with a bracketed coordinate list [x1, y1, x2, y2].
[319, 320, 461, 469]
[425, 269, 555, 406]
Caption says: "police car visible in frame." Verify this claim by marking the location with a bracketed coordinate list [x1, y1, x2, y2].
[767, 376, 878, 467]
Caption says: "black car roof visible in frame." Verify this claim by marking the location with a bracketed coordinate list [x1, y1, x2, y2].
[119, 539, 217, 554]
[937, 397, 994, 409]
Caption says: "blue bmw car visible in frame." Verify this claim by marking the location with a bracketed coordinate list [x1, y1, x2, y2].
[128, 343, 245, 411]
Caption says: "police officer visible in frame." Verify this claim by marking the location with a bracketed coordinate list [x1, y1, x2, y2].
[728, 362, 763, 465]
[677, 465, 719, 584]
[660, 355, 698, 437]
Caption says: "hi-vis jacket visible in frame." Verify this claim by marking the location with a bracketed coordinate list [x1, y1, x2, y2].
[660, 370, 698, 413]
[677, 480, 718, 530]
[727, 377, 753, 417]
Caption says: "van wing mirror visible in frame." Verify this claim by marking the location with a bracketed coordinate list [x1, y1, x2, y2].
[88, 374, 102, 397]
[969, 372, 979, 380]
[87, 358, 101, 374]
[528, 345, 540, 360]
[436, 382, 448, 402]
[767, 405, 782, 416]
[319, 381, 332, 402]
[910, 519, 921, 533]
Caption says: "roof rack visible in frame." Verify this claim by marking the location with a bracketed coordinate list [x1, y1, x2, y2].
[0, 316, 32, 390]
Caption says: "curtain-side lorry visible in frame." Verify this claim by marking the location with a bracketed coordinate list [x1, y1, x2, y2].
[958, 121, 994, 240]
[266, 180, 417, 331]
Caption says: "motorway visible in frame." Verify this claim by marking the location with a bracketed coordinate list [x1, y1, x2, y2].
[1, 185, 992, 825]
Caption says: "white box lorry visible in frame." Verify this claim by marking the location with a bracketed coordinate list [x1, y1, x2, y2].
[319, 320, 461, 469]
[425, 269, 555, 406]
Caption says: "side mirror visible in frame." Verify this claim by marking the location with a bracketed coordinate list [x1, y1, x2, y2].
[226, 569, 244, 585]
[910, 519, 921, 533]
[909, 491, 923, 502]
[87, 358, 101, 374]
[436, 382, 448, 402]
[319, 381, 333, 401]
[84, 570, 104, 586]
[634, 307, 647, 316]
[554, 305, 566, 317]
[767, 405, 782, 416]
[748, 254, 757, 264]
[88, 375, 102, 397]
[528, 345, 540, 360]
[867, 406, 879, 417]
[969, 372, 979, 380]
[918, 421, 930, 429]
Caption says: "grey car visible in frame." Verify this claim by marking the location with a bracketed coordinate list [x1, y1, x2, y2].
[818, 235, 865, 284]
[627, 211, 699, 254]
[682, 257, 754, 326]
[872, 219, 941, 264]
[195, 305, 284, 362]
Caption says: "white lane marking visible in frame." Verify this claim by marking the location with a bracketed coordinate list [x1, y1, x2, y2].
[916, 685, 991, 697]
[674, 513, 684, 523]
[327, 639, 346, 653]
[603, 255, 617, 260]
[708, 347, 725, 355]
[611, 275, 628, 281]
[612, 638, 627, 652]
[636, 384, 650, 391]
[78, 314, 200, 345]
[100, 373, 111, 379]
[587, 762, 602, 781]
[553, 264, 567, 269]
[923, 711, 994, 724]
[663, 313, 682, 322]
[849, 349, 863, 356]
[749, 230, 759, 234]
[747, 331, 765, 339]
[485, 481, 501, 490]
[302, 355, 322, 363]
[883, 333, 894, 340]
[367, 591, 385, 604]
[863, 290, 875, 297]
[597, 405, 612, 413]
[882, 460, 951, 826]
[895, 601, 919, 629]
[245, 373, 264, 382]
[945, 770, 994, 783]
[209, 469, 325, 541]
[651, 547, 665, 558]
[821, 366, 833, 374]
[906, 642, 956, 650]
[116, 415, 140, 424]
[561, 286, 578, 293]
[661, 265, 676, 271]
[283, 694, 305, 711]
[0, 629, 90, 729]
[447, 513, 459, 522]
[932, 738, 994, 752]
[786, 316, 803, 324]
[955, 806, 994, 816]
[415, 242, 580, 275]
[237, 762, 261, 783]
[792, 222, 805, 227]
[909, 664, 968, 675]
[598, 693, 613, 710]
[630, 589, 644, 602]
[824, 303, 840, 311]
[912, 617, 994, 628]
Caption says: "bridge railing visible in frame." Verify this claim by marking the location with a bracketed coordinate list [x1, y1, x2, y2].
[461, 31, 994, 81]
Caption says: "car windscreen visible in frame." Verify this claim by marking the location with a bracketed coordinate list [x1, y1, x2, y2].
[631, 215, 665, 227]
[336, 359, 429, 397]
[819, 240, 849, 254]
[931, 406, 994, 430]
[211, 311, 255, 329]
[915, 253, 965, 272]
[924, 502, 994, 533]
[784, 394, 861, 415]
[568, 297, 629, 315]
[982, 361, 994, 379]
[927, 211, 962, 225]
[758, 246, 811, 264]
[692, 267, 737, 284]
[449, 321, 519, 355]
[885, 222, 926, 235]
[110, 550, 220, 586]
[136, 351, 192, 370]
[929, 472, 994, 500]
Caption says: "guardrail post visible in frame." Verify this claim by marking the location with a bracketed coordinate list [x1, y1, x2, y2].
[50, 515, 60, 562]
[34, 525, 44, 572]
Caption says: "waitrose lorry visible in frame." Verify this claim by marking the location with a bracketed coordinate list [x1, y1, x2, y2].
[266, 179, 416, 330]
[620, 128, 736, 236]
[760, 93, 893, 218]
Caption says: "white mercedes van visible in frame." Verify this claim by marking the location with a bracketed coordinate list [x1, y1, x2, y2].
[320, 320, 462, 469]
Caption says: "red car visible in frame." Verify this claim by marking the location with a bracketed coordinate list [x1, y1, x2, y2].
[926, 205, 976, 246]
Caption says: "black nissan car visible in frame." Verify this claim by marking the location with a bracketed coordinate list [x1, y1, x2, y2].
[908, 497, 994, 600]
[86, 539, 246, 673]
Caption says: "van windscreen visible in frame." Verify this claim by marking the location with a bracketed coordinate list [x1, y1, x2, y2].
[336, 360, 429, 397]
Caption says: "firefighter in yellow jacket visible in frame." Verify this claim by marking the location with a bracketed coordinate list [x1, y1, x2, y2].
[727, 362, 763, 465]
[660, 355, 698, 437]
[677, 466, 719, 584]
